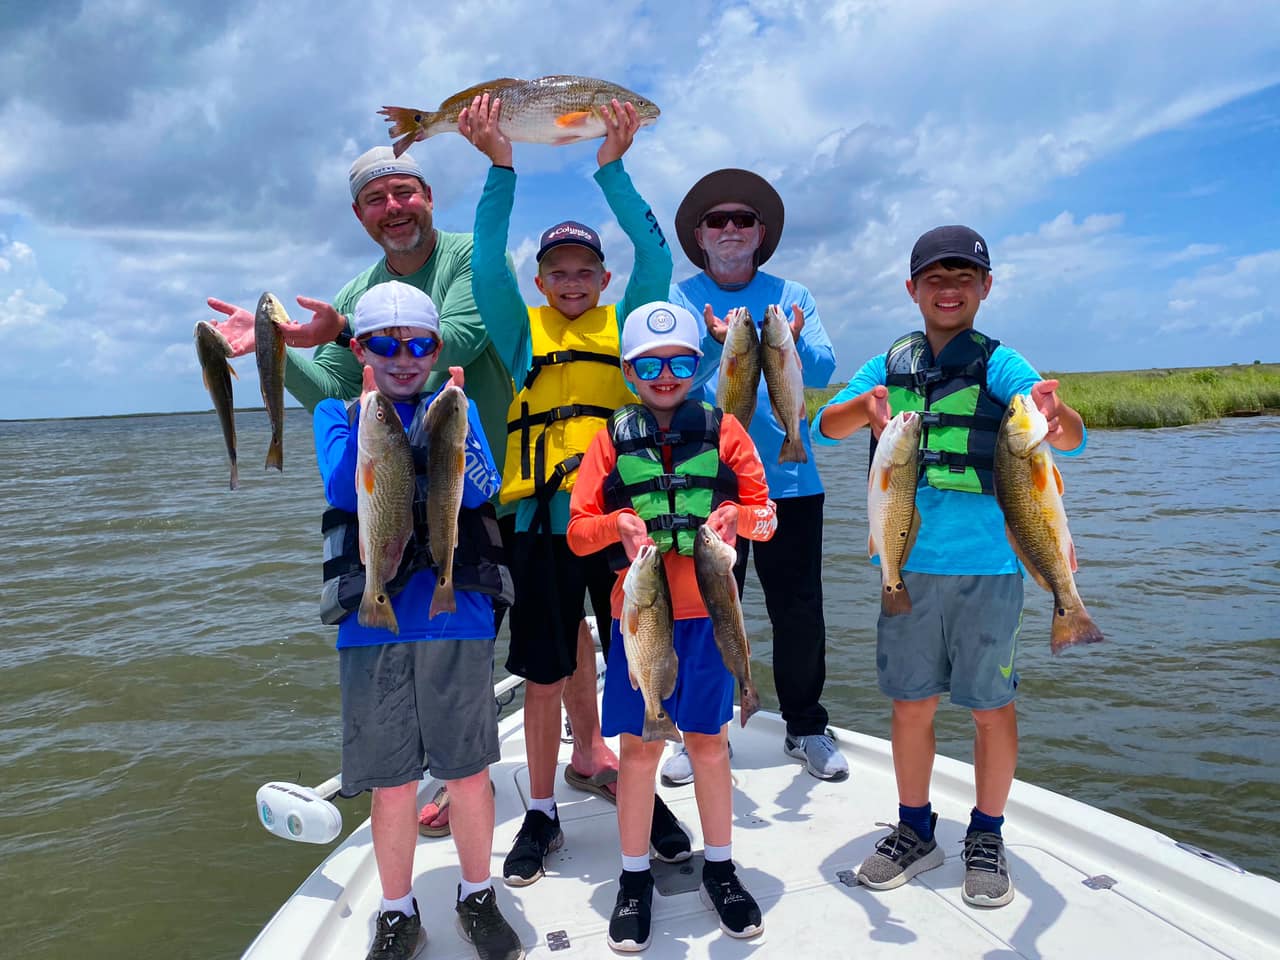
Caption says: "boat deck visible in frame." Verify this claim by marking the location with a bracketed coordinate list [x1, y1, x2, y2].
[244, 679, 1280, 959]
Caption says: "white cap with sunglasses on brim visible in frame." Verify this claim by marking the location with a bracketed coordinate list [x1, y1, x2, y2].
[352, 281, 441, 339]
[621, 301, 703, 362]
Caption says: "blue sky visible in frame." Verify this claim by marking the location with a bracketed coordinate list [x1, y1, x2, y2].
[1, 0, 1278, 420]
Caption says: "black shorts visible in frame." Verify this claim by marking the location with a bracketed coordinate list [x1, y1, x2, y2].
[505, 531, 615, 685]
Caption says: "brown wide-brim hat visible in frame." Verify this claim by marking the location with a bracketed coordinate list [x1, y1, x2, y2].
[675, 168, 785, 269]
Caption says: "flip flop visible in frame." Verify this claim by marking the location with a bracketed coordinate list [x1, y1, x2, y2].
[564, 765, 619, 804]
[418, 784, 452, 838]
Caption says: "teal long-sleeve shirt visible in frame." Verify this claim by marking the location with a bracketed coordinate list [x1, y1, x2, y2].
[471, 159, 673, 533]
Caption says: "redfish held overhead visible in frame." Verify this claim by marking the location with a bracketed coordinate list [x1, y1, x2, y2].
[380, 75, 660, 157]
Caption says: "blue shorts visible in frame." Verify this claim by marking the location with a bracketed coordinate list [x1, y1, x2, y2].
[875, 572, 1023, 710]
[602, 618, 734, 737]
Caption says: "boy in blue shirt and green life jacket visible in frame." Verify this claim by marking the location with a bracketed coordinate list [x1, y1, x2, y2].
[812, 226, 1087, 908]
[312, 281, 522, 960]
[457, 92, 692, 887]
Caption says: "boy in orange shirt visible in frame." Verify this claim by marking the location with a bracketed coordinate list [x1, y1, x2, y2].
[567, 301, 776, 951]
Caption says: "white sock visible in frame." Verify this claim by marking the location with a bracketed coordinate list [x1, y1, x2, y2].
[704, 842, 732, 863]
[458, 877, 492, 900]
[622, 853, 652, 873]
[528, 795, 556, 817]
[381, 892, 416, 917]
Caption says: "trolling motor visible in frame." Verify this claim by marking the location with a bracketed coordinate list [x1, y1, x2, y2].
[256, 774, 343, 844]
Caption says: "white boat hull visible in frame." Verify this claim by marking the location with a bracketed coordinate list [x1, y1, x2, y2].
[244, 669, 1280, 959]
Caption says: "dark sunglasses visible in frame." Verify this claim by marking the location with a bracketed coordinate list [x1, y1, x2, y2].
[700, 211, 760, 230]
[361, 335, 439, 358]
[630, 354, 699, 381]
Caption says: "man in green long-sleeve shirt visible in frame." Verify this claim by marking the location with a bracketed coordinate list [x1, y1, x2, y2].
[204, 147, 515, 480]
[458, 92, 691, 886]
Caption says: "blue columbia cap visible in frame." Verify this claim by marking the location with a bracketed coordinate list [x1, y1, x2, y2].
[536, 220, 604, 263]
[910, 225, 991, 276]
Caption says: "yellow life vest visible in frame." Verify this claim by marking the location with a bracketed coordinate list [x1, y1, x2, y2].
[499, 303, 634, 504]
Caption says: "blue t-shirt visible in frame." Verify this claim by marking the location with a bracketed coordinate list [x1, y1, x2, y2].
[811, 343, 1087, 575]
[671, 270, 836, 499]
[314, 387, 502, 647]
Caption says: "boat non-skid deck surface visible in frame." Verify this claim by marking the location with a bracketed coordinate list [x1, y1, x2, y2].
[245, 696, 1280, 959]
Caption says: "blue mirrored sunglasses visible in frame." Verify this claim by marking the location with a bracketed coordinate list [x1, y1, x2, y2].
[630, 354, 699, 381]
[362, 335, 438, 358]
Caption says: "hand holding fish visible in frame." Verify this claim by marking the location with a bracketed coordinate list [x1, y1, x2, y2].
[787, 303, 805, 342]
[596, 99, 641, 168]
[457, 93, 512, 167]
[360, 364, 377, 399]
[702, 304, 728, 344]
[703, 502, 739, 549]
[206, 294, 344, 356]
[616, 510, 653, 562]
[446, 365, 465, 389]
[865, 385, 891, 439]
[1029, 378, 1085, 450]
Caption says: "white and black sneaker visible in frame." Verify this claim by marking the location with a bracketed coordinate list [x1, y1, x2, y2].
[455, 885, 525, 960]
[607, 870, 654, 952]
[962, 831, 1015, 907]
[366, 901, 426, 960]
[699, 861, 763, 939]
[856, 814, 944, 889]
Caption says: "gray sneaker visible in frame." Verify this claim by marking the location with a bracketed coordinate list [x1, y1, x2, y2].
[783, 733, 849, 782]
[962, 831, 1014, 907]
[857, 814, 944, 889]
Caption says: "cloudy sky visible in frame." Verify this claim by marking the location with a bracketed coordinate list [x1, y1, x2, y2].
[2, 0, 1278, 420]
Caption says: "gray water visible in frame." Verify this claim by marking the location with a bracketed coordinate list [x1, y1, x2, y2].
[0, 410, 1276, 959]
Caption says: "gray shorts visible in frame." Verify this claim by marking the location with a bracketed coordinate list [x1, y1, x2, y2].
[875, 572, 1023, 710]
[339, 640, 500, 792]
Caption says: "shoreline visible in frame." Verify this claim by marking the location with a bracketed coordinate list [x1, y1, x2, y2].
[806, 362, 1280, 429]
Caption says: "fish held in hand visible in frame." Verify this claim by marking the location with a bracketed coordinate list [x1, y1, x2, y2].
[693, 525, 760, 726]
[867, 411, 922, 616]
[254, 292, 289, 472]
[760, 304, 808, 464]
[356, 392, 415, 634]
[994, 393, 1103, 654]
[380, 75, 661, 157]
[715, 307, 761, 429]
[424, 385, 468, 619]
[621, 544, 682, 744]
[194, 321, 239, 491]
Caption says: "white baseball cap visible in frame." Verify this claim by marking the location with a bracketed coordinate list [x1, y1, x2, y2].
[621, 301, 703, 361]
[352, 281, 441, 338]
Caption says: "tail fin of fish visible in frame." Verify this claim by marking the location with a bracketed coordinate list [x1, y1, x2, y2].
[1050, 602, 1104, 654]
[642, 708, 683, 744]
[264, 435, 284, 472]
[359, 588, 400, 635]
[378, 107, 440, 157]
[428, 574, 456, 619]
[777, 432, 809, 464]
[880, 578, 912, 617]
[739, 681, 761, 727]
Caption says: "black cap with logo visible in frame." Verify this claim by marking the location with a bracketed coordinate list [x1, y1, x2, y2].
[910, 225, 991, 276]
[536, 220, 604, 263]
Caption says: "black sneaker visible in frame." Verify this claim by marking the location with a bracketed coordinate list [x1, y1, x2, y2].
[607, 870, 654, 952]
[856, 813, 943, 889]
[699, 861, 763, 939]
[650, 795, 692, 863]
[502, 809, 564, 886]
[366, 901, 426, 960]
[455, 885, 525, 960]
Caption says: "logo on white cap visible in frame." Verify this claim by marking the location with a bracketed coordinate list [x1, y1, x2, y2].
[646, 308, 677, 334]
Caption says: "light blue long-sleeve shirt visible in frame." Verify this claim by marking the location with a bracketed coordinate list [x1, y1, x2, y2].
[671, 271, 836, 499]
[472, 160, 673, 532]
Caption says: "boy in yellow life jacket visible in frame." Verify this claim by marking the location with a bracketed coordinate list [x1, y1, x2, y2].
[458, 92, 690, 886]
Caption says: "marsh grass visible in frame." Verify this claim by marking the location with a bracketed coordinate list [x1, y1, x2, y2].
[805, 363, 1280, 429]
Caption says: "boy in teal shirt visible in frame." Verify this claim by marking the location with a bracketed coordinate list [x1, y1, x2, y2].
[458, 92, 690, 885]
[812, 225, 1087, 907]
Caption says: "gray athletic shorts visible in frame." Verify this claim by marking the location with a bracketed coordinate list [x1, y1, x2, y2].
[875, 572, 1023, 710]
[339, 640, 500, 792]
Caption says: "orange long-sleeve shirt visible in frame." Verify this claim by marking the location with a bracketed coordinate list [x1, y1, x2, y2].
[567, 411, 776, 621]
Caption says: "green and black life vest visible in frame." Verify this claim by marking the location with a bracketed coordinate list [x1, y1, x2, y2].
[319, 396, 514, 625]
[881, 329, 1004, 495]
[602, 400, 739, 569]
